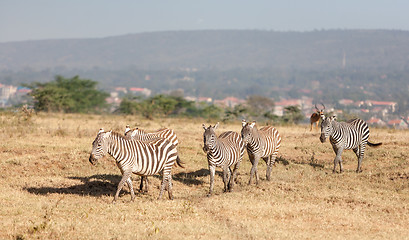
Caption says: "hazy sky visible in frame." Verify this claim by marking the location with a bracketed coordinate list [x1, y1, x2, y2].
[1, 0, 409, 43]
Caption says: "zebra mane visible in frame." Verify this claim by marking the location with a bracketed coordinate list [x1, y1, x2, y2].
[107, 131, 126, 140]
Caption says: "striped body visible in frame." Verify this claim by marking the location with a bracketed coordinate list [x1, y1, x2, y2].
[320, 116, 382, 172]
[203, 123, 245, 195]
[125, 126, 178, 146]
[241, 120, 281, 184]
[89, 130, 179, 201]
[124, 126, 180, 192]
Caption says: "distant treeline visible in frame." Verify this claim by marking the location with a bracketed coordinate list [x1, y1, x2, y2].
[6, 67, 409, 113]
[24, 76, 305, 123]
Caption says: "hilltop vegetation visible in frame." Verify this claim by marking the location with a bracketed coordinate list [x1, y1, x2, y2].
[2, 30, 409, 71]
[1, 30, 409, 108]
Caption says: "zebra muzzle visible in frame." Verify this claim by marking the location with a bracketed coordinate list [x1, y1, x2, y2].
[202, 145, 209, 153]
[319, 134, 326, 143]
[89, 154, 97, 165]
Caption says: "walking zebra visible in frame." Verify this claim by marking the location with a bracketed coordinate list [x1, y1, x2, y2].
[124, 125, 180, 193]
[202, 123, 245, 196]
[89, 129, 182, 202]
[241, 120, 281, 185]
[320, 116, 382, 173]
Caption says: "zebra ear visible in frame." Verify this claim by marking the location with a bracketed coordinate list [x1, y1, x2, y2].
[250, 121, 256, 128]
[214, 122, 219, 129]
[332, 116, 337, 121]
[98, 128, 104, 133]
[202, 124, 206, 130]
[242, 119, 247, 127]
[124, 125, 131, 134]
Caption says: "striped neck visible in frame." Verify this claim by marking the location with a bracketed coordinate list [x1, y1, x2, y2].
[106, 133, 129, 163]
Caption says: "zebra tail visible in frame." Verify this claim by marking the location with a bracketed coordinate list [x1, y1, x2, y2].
[368, 141, 382, 147]
[175, 155, 185, 168]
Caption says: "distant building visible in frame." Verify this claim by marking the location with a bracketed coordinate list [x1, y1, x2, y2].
[129, 87, 151, 97]
[367, 117, 386, 127]
[214, 97, 245, 108]
[387, 119, 407, 129]
[366, 100, 397, 112]
[197, 97, 213, 103]
[338, 99, 354, 106]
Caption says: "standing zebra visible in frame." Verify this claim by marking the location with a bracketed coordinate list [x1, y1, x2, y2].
[241, 120, 281, 185]
[124, 125, 180, 193]
[320, 116, 382, 173]
[202, 123, 245, 196]
[89, 129, 182, 202]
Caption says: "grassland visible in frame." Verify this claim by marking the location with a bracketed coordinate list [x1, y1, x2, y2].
[0, 112, 408, 239]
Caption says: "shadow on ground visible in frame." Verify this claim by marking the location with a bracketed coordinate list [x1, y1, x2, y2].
[23, 169, 214, 197]
[24, 174, 121, 197]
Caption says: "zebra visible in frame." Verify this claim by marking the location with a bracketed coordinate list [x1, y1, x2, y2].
[202, 123, 245, 196]
[124, 125, 180, 193]
[89, 129, 183, 202]
[320, 115, 382, 173]
[241, 120, 281, 185]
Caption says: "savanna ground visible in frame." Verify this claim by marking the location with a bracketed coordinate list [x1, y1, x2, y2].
[0, 112, 408, 240]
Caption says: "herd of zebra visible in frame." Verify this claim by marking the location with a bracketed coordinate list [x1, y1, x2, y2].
[89, 113, 381, 202]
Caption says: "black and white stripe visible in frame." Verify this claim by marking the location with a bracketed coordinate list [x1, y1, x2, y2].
[89, 129, 181, 202]
[125, 125, 178, 146]
[241, 120, 281, 184]
[124, 125, 180, 193]
[320, 116, 382, 173]
[203, 123, 245, 196]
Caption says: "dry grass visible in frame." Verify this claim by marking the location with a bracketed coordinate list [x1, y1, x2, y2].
[0, 112, 408, 239]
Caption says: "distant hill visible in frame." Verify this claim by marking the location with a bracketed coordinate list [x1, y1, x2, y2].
[1, 30, 409, 109]
[1, 29, 409, 71]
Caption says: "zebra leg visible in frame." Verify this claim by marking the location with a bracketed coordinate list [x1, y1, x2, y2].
[332, 145, 344, 173]
[114, 171, 132, 203]
[145, 177, 149, 192]
[208, 165, 216, 196]
[139, 176, 144, 192]
[139, 176, 149, 193]
[356, 144, 366, 173]
[126, 177, 135, 201]
[230, 162, 241, 191]
[264, 157, 272, 181]
[222, 167, 231, 192]
[249, 155, 260, 185]
[228, 166, 234, 191]
[167, 175, 173, 200]
[158, 173, 169, 200]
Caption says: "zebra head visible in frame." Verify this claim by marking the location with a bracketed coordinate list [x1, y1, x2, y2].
[241, 120, 256, 145]
[89, 129, 112, 165]
[202, 123, 219, 153]
[320, 116, 336, 143]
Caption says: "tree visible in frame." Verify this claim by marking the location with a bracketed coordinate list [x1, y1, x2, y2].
[29, 75, 108, 113]
[282, 106, 304, 124]
[246, 95, 275, 118]
[118, 94, 196, 119]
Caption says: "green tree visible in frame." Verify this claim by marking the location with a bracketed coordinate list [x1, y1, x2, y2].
[246, 95, 275, 118]
[29, 75, 108, 113]
[118, 94, 196, 119]
[282, 105, 304, 124]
